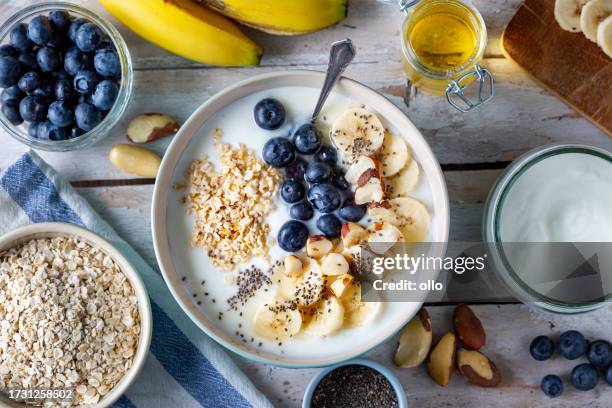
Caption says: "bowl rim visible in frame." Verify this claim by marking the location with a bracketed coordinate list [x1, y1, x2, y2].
[151, 69, 450, 368]
[301, 358, 408, 408]
[0, 1, 133, 152]
[0, 222, 152, 408]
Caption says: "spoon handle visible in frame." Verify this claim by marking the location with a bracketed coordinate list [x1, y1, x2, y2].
[312, 39, 356, 122]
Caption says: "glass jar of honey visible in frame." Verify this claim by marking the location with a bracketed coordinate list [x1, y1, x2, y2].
[398, 0, 494, 112]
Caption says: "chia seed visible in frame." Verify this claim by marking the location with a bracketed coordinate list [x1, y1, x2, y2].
[311, 365, 399, 408]
[227, 265, 273, 311]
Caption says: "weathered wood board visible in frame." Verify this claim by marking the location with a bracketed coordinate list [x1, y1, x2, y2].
[502, 0, 612, 136]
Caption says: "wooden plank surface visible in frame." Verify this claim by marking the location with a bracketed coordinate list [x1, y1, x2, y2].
[502, 0, 612, 136]
[1, 0, 611, 406]
[1, 0, 611, 180]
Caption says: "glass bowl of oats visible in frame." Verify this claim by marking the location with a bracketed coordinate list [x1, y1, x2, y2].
[0, 223, 152, 408]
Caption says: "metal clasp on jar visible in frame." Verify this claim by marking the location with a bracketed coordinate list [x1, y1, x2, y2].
[445, 65, 494, 112]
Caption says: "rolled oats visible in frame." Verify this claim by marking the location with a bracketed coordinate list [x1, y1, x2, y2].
[0, 237, 141, 407]
[183, 140, 281, 270]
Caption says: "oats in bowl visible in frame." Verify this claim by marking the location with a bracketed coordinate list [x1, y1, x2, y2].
[0, 236, 141, 407]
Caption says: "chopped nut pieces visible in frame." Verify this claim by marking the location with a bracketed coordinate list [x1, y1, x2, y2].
[183, 141, 281, 270]
[0, 237, 140, 407]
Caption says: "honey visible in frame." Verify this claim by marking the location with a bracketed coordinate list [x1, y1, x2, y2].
[409, 13, 476, 71]
[401, 0, 487, 97]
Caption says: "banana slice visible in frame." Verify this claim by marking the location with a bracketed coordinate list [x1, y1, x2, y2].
[302, 295, 345, 336]
[597, 14, 612, 57]
[555, 0, 590, 32]
[278, 256, 323, 307]
[389, 197, 431, 242]
[341, 282, 382, 328]
[385, 159, 420, 198]
[378, 131, 410, 178]
[253, 299, 302, 341]
[331, 108, 385, 162]
[580, 0, 612, 42]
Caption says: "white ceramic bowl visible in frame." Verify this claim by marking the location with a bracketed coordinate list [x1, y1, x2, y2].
[152, 70, 449, 367]
[0, 223, 152, 408]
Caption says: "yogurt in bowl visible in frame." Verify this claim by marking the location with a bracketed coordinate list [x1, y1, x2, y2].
[484, 144, 612, 313]
[152, 71, 449, 367]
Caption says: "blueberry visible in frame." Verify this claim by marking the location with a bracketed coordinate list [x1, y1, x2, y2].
[75, 23, 103, 52]
[75, 102, 102, 131]
[68, 18, 87, 43]
[0, 56, 21, 88]
[0, 45, 17, 57]
[606, 365, 612, 386]
[69, 126, 85, 139]
[73, 70, 99, 94]
[316, 214, 342, 237]
[49, 10, 72, 32]
[280, 179, 305, 204]
[10, 23, 34, 51]
[304, 162, 332, 184]
[285, 157, 308, 180]
[92, 79, 118, 110]
[64, 46, 92, 76]
[27, 122, 40, 138]
[293, 123, 322, 154]
[48, 100, 74, 127]
[530, 336, 554, 361]
[315, 145, 337, 165]
[36, 47, 61, 72]
[571, 363, 599, 391]
[262, 137, 295, 168]
[339, 202, 366, 222]
[290, 202, 314, 221]
[558, 330, 587, 360]
[37, 120, 69, 141]
[17, 71, 42, 94]
[19, 95, 47, 122]
[2, 99, 23, 126]
[32, 79, 53, 99]
[277, 221, 309, 252]
[17, 52, 38, 71]
[27, 16, 53, 46]
[92, 48, 121, 78]
[1, 85, 24, 104]
[253, 98, 285, 130]
[54, 78, 74, 101]
[587, 340, 611, 367]
[540, 375, 563, 398]
[332, 173, 350, 191]
[307, 183, 342, 213]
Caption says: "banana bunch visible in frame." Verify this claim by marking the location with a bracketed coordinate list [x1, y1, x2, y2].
[99, 0, 347, 67]
[555, 0, 612, 58]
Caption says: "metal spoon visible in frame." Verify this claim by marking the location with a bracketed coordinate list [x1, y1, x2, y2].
[311, 39, 356, 122]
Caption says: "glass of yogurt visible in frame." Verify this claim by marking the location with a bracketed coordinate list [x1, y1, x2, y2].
[483, 144, 612, 313]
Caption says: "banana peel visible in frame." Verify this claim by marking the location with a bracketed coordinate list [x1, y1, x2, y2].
[199, 0, 348, 35]
[99, 0, 262, 66]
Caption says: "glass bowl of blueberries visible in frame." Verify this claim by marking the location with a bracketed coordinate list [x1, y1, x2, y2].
[0, 2, 132, 151]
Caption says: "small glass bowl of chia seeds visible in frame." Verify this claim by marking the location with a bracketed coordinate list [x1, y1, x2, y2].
[303, 358, 408, 408]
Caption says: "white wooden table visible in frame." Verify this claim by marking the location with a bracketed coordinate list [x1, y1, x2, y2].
[1, 1, 611, 406]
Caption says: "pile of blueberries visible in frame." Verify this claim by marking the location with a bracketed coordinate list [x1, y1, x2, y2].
[254, 98, 366, 252]
[0, 10, 121, 141]
[529, 330, 611, 398]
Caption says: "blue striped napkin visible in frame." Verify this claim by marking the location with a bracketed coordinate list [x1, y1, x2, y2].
[0, 151, 273, 408]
